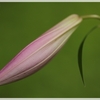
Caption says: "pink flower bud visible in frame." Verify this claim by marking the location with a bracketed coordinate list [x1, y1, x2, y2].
[0, 14, 82, 85]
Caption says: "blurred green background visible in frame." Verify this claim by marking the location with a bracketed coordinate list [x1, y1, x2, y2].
[0, 2, 100, 98]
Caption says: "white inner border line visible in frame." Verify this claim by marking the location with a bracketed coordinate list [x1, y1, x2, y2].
[0, 0, 100, 2]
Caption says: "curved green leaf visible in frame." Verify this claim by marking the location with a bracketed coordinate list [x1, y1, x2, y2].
[78, 26, 99, 85]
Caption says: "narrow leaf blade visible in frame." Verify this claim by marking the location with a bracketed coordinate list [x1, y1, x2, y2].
[78, 26, 98, 85]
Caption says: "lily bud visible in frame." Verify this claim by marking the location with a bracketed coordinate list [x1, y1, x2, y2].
[0, 14, 87, 85]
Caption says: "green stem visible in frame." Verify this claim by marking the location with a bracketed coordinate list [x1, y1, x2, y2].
[81, 15, 100, 19]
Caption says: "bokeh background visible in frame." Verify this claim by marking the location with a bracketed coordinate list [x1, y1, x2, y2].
[0, 2, 100, 98]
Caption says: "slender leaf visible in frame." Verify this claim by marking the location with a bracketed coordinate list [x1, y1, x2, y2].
[78, 26, 99, 85]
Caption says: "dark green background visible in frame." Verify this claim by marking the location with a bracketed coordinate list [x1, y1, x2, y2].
[0, 2, 100, 98]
